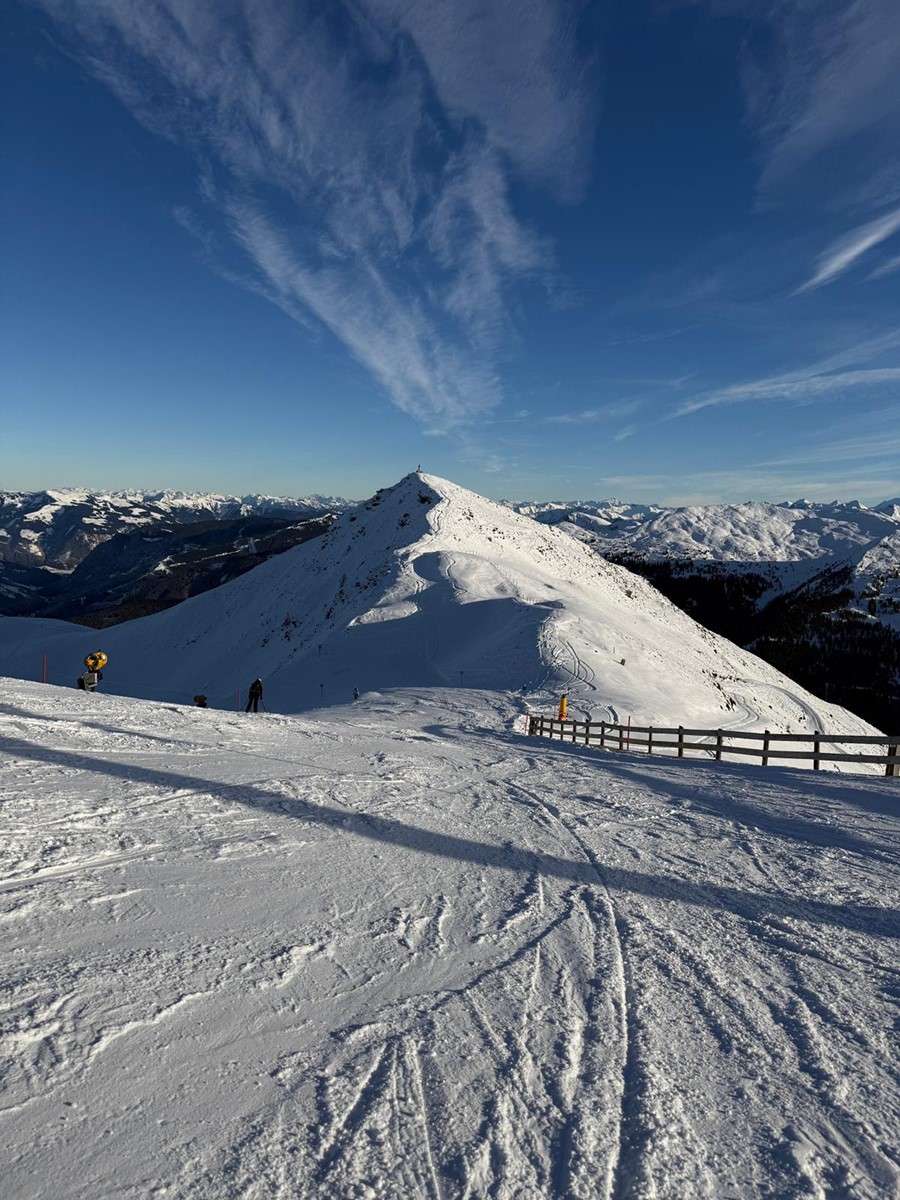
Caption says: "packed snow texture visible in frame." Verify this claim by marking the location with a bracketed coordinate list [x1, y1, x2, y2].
[0, 474, 883, 758]
[1, 678, 898, 1199]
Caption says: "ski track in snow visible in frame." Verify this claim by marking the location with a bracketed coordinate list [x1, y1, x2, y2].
[1, 679, 898, 1199]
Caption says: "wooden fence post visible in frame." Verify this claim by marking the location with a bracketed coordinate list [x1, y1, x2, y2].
[813, 731, 821, 771]
[762, 730, 770, 767]
[619, 724, 624, 751]
[647, 726, 653, 754]
[571, 720, 578, 744]
[887, 744, 898, 778]
[599, 721, 606, 748]
[715, 730, 723, 761]
[678, 726, 684, 758]
[584, 720, 591, 747]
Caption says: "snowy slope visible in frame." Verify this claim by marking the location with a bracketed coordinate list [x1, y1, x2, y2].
[1, 678, 898, 1199]
[0, 472, 881, 749]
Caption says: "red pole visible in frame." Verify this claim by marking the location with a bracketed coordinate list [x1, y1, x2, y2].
[42, 653, 47, 684]
[626, 715, 631, 750]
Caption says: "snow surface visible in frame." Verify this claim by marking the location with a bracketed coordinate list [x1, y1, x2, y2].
[1, 677, 898, 1199]
[0, 473, 883, 761]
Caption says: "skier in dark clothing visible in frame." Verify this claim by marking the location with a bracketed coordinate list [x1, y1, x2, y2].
[245, 678, 263, 713]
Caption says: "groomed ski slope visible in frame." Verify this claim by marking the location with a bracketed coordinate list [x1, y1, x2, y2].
[1, 678, 898, 1199]
[0, 473, 883, 761]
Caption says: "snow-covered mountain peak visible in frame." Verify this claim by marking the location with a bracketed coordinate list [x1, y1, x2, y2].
[306, 469, 627, 633]
[1, 471, 882, 750]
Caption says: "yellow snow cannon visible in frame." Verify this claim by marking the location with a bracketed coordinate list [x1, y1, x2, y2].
[84, 651, 108, 673]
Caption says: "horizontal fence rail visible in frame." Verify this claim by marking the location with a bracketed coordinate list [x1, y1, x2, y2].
[526, 716, 900, 777]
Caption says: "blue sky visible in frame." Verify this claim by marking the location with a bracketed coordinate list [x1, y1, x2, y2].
[2, 0, 900, 503]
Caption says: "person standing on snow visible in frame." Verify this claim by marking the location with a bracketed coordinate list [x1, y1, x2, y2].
[245, 678, 263, 713]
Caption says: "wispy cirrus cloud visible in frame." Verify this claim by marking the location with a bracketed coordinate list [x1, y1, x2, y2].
[868, 253, 900, 281]
[761, 404, 900, 468]
[675, 367, 900, 417]
[714, 0, 900, 200]
[671, 330, 900, 417]
[545, 399, 640, 426]
[30, 0, 596, 435]
[796, 204, 900, 291]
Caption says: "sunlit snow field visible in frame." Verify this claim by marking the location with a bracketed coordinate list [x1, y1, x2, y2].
[1, 678, 898, 1199]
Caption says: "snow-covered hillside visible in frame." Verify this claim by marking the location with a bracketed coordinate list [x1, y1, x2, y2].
[0, 472, 882, 753]
[1, 678, 897, 1198]
[510, 496, 900, 691]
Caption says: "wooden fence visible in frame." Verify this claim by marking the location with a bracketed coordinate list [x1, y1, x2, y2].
[527, 716, 900, 777]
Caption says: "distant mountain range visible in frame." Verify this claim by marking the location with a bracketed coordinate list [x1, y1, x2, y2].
[507, 495, 900, 623]
[2, 486, 898, 728]
[0, 472, 878, 754]
[507, 494, 900, 562]
[0, 488, 350, 626]
[0, 488, 352, 570]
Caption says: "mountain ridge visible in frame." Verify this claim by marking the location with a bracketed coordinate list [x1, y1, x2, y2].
[0, 472, 881, 755]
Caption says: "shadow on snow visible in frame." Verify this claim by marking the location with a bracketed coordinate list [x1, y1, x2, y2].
[2, 729, 897, 941]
